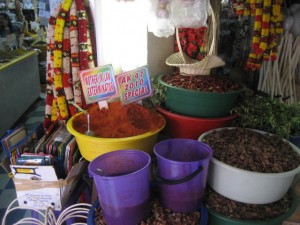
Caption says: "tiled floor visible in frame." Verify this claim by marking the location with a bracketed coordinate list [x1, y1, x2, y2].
[0, 166, 32, 224]
[0, 97, 45, 224]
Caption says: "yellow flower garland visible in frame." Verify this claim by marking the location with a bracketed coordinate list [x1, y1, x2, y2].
[258, 0, 271, 55]
[52, 99, 58, 121]
[245, 0, 283, 70]
[244, 0, 251, 16]
[53, 0, 73, 121]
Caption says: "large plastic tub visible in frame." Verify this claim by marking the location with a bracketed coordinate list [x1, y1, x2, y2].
[67, 112, 165, 161]
[158, 74, 245, 118]
[207, 190, 298, 225]
[198, 127, 300, 204]
[157, 106, 238, 140]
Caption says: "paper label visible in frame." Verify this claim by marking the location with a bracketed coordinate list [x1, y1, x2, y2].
[16, 188, 61, 211]
[11, 165, 62, 210]
[115, 65, 152, 104]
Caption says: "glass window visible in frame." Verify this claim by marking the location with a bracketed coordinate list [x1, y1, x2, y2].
[93, 0, 148, 73]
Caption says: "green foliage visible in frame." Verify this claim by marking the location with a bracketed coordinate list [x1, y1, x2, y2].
[142, 75, 166, 109]
[232, 88, 300, 139]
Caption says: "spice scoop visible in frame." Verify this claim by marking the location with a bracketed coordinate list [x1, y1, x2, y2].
[69, 101, 95, 136]
[69, 101, 87, 114]
[85, 113, 95, 136]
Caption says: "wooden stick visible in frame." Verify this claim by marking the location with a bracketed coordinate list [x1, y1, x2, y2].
[271, 60, 276, 99]
[274, 34, 285, 100]
[265, 58, 272, 94]
[258, 63, 264, 91]
[278, 33, 288, 80]
[290, 37, 300, 103]
[260, 62, 267, 91]
[287, 34, 293, 104]
[274, 58, 283, 101]
[281, 33, 292, 102]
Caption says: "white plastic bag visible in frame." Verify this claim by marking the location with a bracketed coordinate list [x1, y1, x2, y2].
[170, 0, 208, 28]
[148, 16, 175, 38]
[147, 0, 175, 38]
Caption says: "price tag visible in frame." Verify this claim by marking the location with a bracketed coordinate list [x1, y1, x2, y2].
[79, 65, 117, 104]
[115, 66, 152, 104]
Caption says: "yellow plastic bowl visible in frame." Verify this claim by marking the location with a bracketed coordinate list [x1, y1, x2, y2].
[67, 113, 166, 161]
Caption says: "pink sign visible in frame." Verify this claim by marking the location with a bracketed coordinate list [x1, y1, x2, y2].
[79, 65, 117, 104]
[115, 66, 152, 104]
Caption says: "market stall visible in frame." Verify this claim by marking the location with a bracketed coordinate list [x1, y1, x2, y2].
[1, 0, 300, 224]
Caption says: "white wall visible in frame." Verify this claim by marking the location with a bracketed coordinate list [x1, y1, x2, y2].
[89, 0, 174, 77]
[147, 32, 174, 76]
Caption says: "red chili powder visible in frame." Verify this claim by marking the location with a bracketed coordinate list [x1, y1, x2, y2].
[72, 101, 165, 138]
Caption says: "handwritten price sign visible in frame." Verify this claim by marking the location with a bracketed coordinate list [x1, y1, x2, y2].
[79, 65, 117, 104]
[116, 66, 152, 104]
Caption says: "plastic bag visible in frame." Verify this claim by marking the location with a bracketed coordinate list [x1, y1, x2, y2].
[147, 0, 175, 38]
[148, 16, 175, 38]
[290, 8, 300, 36]
[170, 0, 208, 28]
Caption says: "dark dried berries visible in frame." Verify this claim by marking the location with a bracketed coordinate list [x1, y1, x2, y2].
[203, 128, 300, 173]
[94, 194, 200, 225]
[205, 187, 293, 221]
[162, 74, 241, 93]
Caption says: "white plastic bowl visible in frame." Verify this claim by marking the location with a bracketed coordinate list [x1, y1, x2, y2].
[198, 127, 300, 204]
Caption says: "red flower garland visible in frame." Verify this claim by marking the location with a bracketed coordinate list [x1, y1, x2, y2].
[75, 0, 90, 109]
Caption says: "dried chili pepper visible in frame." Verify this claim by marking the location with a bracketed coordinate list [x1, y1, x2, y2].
[72, 101, 165, 138]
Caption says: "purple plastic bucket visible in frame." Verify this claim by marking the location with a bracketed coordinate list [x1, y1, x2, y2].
[154, 139, 213, 213]
[88, 149, 151, 225]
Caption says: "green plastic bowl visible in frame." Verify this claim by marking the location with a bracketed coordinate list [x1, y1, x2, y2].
[207, 190, 298, 225]
[158, 75, 245, 118]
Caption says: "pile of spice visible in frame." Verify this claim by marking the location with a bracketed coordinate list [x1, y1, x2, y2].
[72, 101, 165, 138]
[205, 187, 293, 221]
[94, 193, 201, 225]
[140, 198, 200, 225]
[162, 74, 241, 93]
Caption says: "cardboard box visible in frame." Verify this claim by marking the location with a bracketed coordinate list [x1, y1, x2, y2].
[11, 160, 88, 211]
[2, 123, 87, 211]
